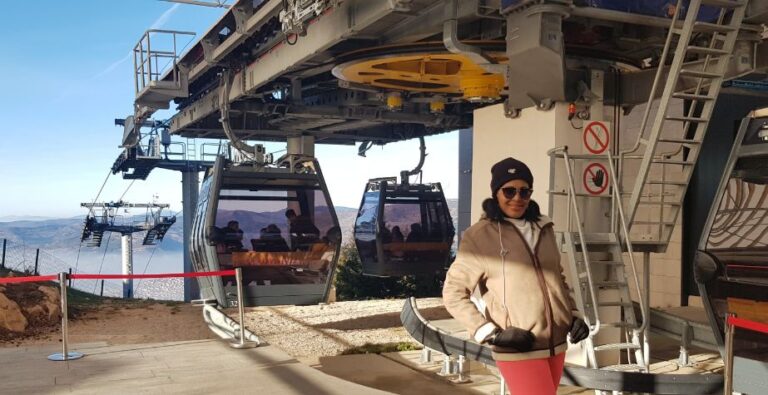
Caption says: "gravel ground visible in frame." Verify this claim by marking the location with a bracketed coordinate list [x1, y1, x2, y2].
[238, 298, 451, 358]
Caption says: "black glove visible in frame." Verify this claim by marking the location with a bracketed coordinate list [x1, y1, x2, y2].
[569, 317, 589, 343]
[487, 326, 535, 352]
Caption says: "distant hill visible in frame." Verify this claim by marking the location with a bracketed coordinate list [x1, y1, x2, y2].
[0, 198, 458, 260]
[0, 215, 60, 222]
[0, 216, 184, 253]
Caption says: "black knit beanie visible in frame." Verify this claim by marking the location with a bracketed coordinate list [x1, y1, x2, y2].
[490, 157, 534, 196]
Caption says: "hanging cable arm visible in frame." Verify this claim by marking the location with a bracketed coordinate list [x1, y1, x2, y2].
[400, 136, 427, 184]
[219, 69, 262, 161]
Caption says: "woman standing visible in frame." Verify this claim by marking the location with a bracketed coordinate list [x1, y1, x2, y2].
[443, 157, 588, 395]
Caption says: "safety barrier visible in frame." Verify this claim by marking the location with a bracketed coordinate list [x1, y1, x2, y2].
[723, 314, 768, 394]
[0, 267, 257, 361]
[0, 238, 123, 297]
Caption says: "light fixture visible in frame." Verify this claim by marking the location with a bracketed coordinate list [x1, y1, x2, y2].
[759, 123, 768, 141]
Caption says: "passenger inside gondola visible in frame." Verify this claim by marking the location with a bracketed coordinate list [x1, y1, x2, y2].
[406, 223, 424, 242]
[322, 226, 341, 245]
[286, 209, 321, 250]
[251, 224, 289, 252]
[391, 226, 404, 243]
[222, 220, 246, 252]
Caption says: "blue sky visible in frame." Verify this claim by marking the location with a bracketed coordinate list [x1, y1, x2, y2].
[0, 1, 458, 218]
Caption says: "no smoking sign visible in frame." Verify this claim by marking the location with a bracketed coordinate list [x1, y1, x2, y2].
[583, 121, 611, 155]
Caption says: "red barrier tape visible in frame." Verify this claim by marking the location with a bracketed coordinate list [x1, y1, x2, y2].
[728, 316, 768, 335]
[0, 275, 58, 284]
[70, 270, 236, 280]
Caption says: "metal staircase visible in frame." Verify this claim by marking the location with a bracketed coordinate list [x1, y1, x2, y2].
[187, 138, 198, 161]
[86, 229, 105, 248]
[549, 148, 649, 373]
[142, 216, 176, 246]
[623, 0, 748, 252]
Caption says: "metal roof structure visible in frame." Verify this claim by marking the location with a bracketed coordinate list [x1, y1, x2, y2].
[128, 0, 768, 147]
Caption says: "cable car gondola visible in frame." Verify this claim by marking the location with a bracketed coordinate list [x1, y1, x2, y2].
[354, 137, 455, 277]
[695, 116, 768, 395]
[191, 151, 341, 307]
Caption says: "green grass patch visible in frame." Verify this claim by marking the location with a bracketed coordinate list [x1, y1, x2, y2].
[341, 342, 422, 355]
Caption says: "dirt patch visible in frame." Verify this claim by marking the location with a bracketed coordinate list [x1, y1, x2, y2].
[1, 288, 448, 362]
[0, 281, 61, 345]
[0, 290, 215, 348]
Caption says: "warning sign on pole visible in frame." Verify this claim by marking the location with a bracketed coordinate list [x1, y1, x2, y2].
[583, 162, 609, 195]
[582, 121, 611, 155]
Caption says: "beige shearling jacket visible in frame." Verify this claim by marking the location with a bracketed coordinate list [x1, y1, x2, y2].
[443, 215, 579, 361]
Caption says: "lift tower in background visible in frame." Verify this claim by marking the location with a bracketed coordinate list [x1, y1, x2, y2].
[112, 117, 219, 302]
[80, 201, 176, 298]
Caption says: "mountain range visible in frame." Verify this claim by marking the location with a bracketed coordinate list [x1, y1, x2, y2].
[0, 199, 458, 258]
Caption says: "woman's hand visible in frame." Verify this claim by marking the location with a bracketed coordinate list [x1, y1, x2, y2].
[569, 317, 589, 343]
[487, 326, 535, 351]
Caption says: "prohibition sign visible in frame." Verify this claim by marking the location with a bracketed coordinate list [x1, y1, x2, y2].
[583, 121, 610, 154]
[583, 162, 609, 195]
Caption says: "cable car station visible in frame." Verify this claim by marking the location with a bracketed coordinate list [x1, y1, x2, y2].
[101, 0, 768, 393]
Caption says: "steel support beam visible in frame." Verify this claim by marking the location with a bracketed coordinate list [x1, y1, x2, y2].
[610, 40, 767, 106]
[182, 169, 200, 302]
[170, 0, 405, 133]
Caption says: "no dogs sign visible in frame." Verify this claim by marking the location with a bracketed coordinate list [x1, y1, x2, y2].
[583, 121, 610, 155]
[583, 162, 609, 195]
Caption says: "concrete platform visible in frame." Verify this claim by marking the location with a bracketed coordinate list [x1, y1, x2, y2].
[0, 340, 392, 394]
[0, 333, 725, 394]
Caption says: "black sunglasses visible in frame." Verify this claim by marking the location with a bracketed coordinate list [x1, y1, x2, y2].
[500, 187, 533, 200]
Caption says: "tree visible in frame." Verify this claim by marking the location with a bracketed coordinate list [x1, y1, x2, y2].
[334, 242, 445, 301]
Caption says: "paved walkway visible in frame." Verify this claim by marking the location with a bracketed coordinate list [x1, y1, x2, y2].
[0, 340, 392, 394]
[0, 331, 724, 394]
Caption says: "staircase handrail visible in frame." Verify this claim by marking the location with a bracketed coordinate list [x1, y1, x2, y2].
[605, 151, 649, 336]
[618, 0, 683, 162]
[618, 0, 683, 199]
[547, 146, 601, 337]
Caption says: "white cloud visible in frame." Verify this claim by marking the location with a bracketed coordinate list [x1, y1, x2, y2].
[151, 4, 181, 30]
[93, 4, 181, 79]
[93, 52, 132, 79]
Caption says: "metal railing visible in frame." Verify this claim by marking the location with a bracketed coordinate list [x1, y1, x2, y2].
[606, 151, 649, 340]
[133, 29, 195, 94]
[0, 238, 122, 297]
[548, 146, 601, 337]
[547, 147, 649, 341]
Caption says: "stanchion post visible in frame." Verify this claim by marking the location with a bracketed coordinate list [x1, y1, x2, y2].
[723, 313, 735, 395]
[48, 272, 84, 361]
[1, 238, 6, 269]
[230, 267, 257, 349]
[34, 249, 40, 275]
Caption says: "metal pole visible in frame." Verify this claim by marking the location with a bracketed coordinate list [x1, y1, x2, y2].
[419, 347, 433, 364]
[1, 238, 6, 269]
[34, 249, 40, 275]
[643, 252, 651, 368]
[121, 234, 133, 299]
[48, 273, 83, 361]
[100, 280, 105, 297]
[230, 267, 258, 349]
[723, 313, 735, 395]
